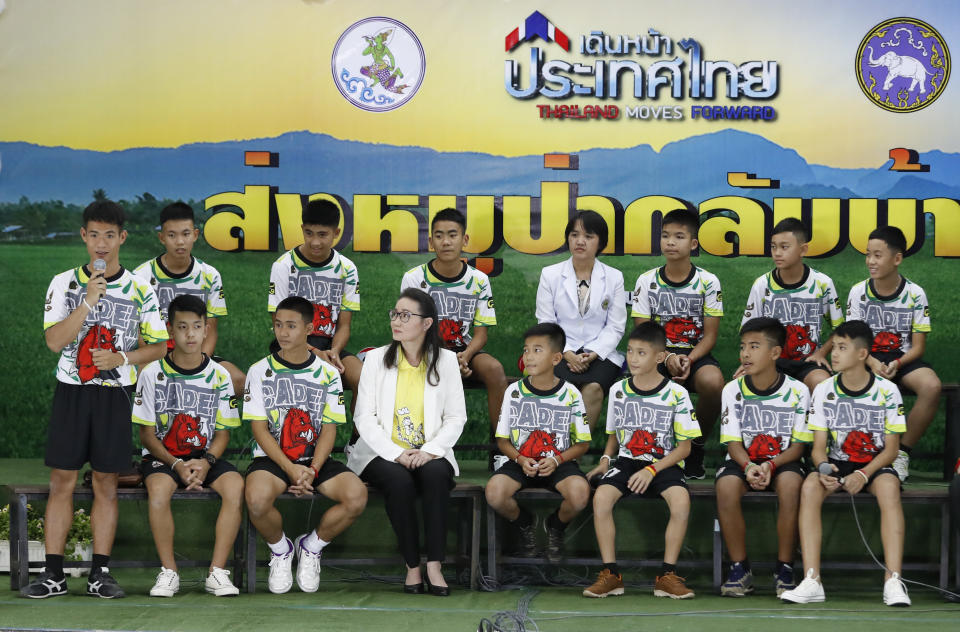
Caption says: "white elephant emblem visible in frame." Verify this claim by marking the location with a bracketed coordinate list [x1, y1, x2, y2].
[867, 45, 932, 94]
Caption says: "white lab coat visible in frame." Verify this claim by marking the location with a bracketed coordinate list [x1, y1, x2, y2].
[346, 346, 467, 476]
[535, 258, 627, 366]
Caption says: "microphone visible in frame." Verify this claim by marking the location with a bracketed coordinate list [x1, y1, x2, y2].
[93, 258, 107, 274]
[818, 460, 843, 484]
[91, 258, 119, 381]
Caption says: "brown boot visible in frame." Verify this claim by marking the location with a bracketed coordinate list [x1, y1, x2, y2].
[582, 569, 624, 598]
[654, 571, 695, 599]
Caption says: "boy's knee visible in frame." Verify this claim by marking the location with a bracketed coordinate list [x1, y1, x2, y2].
[565, 481, 591, 512]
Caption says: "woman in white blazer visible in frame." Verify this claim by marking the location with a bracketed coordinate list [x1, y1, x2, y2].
[347, 288, 467, 596]
[536, 210, 627, 429]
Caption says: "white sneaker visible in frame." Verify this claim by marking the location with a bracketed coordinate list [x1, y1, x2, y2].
[205, 567, 239, 597]
[892, 450, 909, 482]
[149, 567, 180, 597]
[883, 572, 911, 607]
[267, 538, 294, 594]
[295, 532, 322, 593]
[780, 568, 825, 604]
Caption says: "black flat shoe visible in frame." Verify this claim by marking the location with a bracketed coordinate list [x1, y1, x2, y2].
[403, 582, 425, 594]
[425, 578, 450, 597]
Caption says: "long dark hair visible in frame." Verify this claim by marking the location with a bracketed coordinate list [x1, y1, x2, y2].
[384, 288, 443, 385]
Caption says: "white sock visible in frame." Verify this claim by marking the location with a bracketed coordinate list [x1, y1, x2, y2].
[267, 534, 291, 555]
[303, 530, 329, 554]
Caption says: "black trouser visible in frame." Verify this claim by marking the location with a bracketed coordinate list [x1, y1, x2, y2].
[360, 457, 455, 567]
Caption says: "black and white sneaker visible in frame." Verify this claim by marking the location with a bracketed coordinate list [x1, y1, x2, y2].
[20, 572, 68, 599]
[87, 567, 126, 599]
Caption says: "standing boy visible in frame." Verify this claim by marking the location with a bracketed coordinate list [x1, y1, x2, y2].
[485, 323, 592, 563]
[134, 201, 245, 395]
[740, 218, 843, 391]
[24, 200, 168, 599]
[632, 208, 723, 479]
[244, 296, 368, 594]
[401, 208, 507, 431]
[716, 317, 810, 598]
[780, 320, 910, 607]
[268, 199, 363, 412]
[847, 226, 940, 481]
[134, 295, 244, 598]
[583, 322, 699, 599]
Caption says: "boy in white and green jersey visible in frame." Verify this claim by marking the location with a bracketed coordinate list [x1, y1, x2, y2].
[486, 323, 591, 562]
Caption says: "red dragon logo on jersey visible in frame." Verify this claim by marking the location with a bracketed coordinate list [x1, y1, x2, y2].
[162, 413, 207, 457]
[438, 318, 466, 349]
[664, 317, 701, 346]
[842, 430, 879, 463]
[625, 429, 664, 458]
[280, 408, 316, 461]
[518, 429, 559, 459]
[312, 303, 334, 337]
[871, 331, 902, 354]
[747, 434, 782, 462]
[782, 324, 814, 360]
[76, 325, 118, 383]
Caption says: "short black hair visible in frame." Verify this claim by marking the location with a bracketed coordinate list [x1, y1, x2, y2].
[833, 320, 874, 350]
[771, 217, 809, 244]
[167, 294, 206, 322]
[275, 296, 315, 324]
[83, 200, 125, 229]
[628, 321, 667, 350]
[523, 322, 566, 353]
[431, 208, 466, 233]
[159, 202, 195, 226]
[868, 225, 907, 255]
[565, 210, 609, 253]
[661, 209, 699, 238]
[739, 317, 786, 349]
[302, 199, 341, 227]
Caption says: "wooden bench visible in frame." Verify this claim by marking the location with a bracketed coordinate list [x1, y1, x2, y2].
[486, 483, 953, 591]
[243, 482, 483, 593]
[3, 485, 244, 592]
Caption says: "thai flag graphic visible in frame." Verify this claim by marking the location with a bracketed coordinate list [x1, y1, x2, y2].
[505, 11, 570, 52]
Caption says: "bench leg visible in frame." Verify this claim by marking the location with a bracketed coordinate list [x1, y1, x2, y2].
[246, 517, 258, 594]
[712, 518, 722, 591]
[940, 502, 949, 590]
[233, 516, 244, 589]
[471, 495, 481, 591]
[9, 493, 29, 591]
[486, 504, 499, 588]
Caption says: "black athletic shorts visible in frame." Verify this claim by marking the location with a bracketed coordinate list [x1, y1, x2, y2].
[246, 455, 351, 487]
[828, 458, 899, 491]
[657, 347, 721, 393]
[554, 348, 623, 394]
[45, 381, 134, 473]
[140, 453, 238, 487]
[870, 350, 932, 387]
[776, 358, 829, 382]
[269, 335, 356, 359]
[492, 459, 586, 492]
[597, 457, 687, 498]
[715, 459, 804, 484]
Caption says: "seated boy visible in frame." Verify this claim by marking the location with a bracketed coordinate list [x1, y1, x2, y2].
[739, 218, 843, 392]
[134, 295, 244, 597]
[485, 323, 591, 563]
[716, 317, 810, 597]
[632, 208, 724, 479]
[780, 320, 910, 607]
[584, 322, 699, 599]
[244, 297, 368, 594]
[847, 226, 940, 481]
[134, 202, 245, 395]
[268, 199, 363, 413]
[401, 208, 507, 432]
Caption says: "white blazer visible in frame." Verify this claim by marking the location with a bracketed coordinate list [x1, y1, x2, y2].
[535, 258, 627, 366]
[346, 346, 467, 476]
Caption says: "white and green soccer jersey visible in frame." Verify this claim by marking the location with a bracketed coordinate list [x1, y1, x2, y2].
[605, 378, 701, 464]
[631, 266, 723, 349]
[719, 374, 812, 463]
[133, 256, 227, 321]
[243, 354, 346, 461]
[400, 262, 496, 351]
[43, 266, 168, 387]
[268, 248, 360, 339]
[495, 378, 590, 459]
[741, 265, 843, 361]
[132, 356, 239, 458]
[846, 278, 930, 355]
[808, 374, 906, 464]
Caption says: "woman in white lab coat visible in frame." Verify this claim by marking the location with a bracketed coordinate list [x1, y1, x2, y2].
[535, 210, 627, 429]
